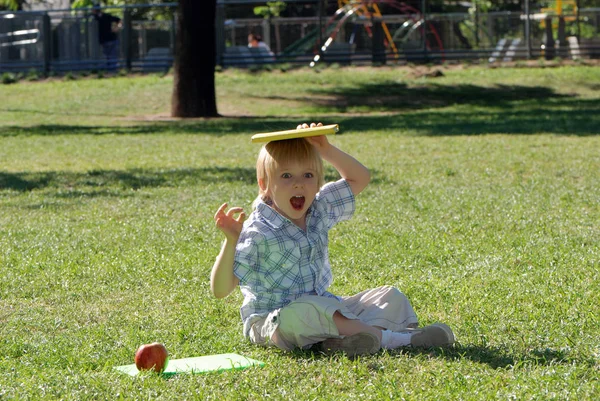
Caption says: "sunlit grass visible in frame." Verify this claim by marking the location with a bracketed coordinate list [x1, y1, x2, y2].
[1, 65, 599, 400]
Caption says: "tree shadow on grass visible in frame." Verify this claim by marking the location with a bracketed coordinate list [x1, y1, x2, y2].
[2, 96, 597, 137]
[0, 168, 384, 194]
[0, 117, 307, 138]
[0, 167, 257, 193]
[264, 82, 574, 112]
[2, 80, 597, 137]
[401, 343, 598, 370]
[333, 99, 600, 136]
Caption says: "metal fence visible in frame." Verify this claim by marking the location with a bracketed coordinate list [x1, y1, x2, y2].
[1, 1, 599, 74]
[218, 0, 600, 66]
[0, 3, 177, 74]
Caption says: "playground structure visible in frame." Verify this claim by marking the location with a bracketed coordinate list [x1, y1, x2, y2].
[538, 0, 581, 59]
[275, 0, 445, 67]
[541, 0, 578, 29]
[306, 0, 444, 66]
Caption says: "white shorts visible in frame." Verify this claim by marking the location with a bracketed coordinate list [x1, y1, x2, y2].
[248, 285, 418, 351]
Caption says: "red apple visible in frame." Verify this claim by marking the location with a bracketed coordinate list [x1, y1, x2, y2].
[134, 342, 168, 372]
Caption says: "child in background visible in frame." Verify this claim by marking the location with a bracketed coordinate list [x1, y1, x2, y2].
[247, 32, 272, 52]
[247, 32, 275, 61]
[211, 123, 454, 356]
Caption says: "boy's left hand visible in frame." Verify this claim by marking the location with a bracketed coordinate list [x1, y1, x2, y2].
[214, 203, 246, 242]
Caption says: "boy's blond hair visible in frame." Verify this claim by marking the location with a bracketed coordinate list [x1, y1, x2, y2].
[254, 138, 324, 208]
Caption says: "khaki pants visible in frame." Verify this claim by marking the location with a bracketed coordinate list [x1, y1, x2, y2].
[248, 285, 418, 351]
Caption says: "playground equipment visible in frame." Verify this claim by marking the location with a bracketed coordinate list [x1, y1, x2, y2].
[487, 1, 583, 62]
[313, 0, 444, 66]
[541, 0, 578, 58]
[520, 0, 580, 60]
[281, 0, 444, 67]
[540, 0, 578, 28]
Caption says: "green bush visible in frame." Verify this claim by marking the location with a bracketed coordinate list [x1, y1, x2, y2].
[26, 69, 40, 81]
[1, 72, 18, 84]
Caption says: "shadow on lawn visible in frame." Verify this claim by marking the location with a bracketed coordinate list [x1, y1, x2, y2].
[337, 100, 600, 136]
[304, 82, 575, 111]
[292, 343, 595, 369]
[1, 96, 597, 137]
[408, 343, 598, 369]
[0, 117, 307, 138]
[0, 167, 257, 193]
[0, 167, 383, 193]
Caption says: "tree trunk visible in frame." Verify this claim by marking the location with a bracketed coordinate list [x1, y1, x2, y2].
[171, 0, 219, 118]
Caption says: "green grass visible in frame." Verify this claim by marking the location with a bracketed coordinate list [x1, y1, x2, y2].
[1, 65, 599, 400]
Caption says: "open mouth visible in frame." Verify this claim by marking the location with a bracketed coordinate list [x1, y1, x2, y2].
[290, 195, 305, 211]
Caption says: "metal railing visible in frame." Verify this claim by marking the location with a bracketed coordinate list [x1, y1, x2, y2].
[216, 1, 600, 67]
[0, 3, 177, 74]
[1, 1, 599, 74]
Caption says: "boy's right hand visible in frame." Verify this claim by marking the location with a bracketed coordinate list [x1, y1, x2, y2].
[297, 122, 331, 155]
[214, 203, 246, 242]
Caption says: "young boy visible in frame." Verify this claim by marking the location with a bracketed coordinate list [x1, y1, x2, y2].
[211, 123, 454, 356]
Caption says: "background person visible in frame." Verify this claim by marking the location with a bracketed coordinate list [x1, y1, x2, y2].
[247, 32, 272, 52]
[92, 4, 122, 71]
[247, 32, 275, 63]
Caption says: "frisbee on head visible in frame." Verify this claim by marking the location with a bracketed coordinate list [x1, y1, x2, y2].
[251, 124, 339, 143]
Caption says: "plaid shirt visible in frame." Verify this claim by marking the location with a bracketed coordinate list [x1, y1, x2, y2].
[234, 179, 356, 335]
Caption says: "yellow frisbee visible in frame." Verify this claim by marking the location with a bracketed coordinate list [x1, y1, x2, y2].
[251, 124, 339, 143]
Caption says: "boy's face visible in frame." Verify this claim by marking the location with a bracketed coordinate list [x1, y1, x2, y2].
[263, 160, 320, 226]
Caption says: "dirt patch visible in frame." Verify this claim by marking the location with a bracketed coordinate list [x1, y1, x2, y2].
[406, 67, 445, 79]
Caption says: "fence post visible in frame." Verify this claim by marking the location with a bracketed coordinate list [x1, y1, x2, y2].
[372, 18, 386, 65]
[421, 0, 427, 62]
[544, 16, 555, 60]
[42, 12, 52, 76]
[122, 9, 132, 71]
[474, 2, 480, 48]
[575, 0, 580, 40]
[84, 14, 90, 59]
[557, 16, 567, 58]
[525, 0, 532, 59]
[170, 10, 176, 61]
[318, 0, 324, 49]
[261, 19, 271, 49]
[215, 3, 225, 66]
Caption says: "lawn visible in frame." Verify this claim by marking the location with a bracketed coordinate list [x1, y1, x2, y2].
[1, 64, 599, 400]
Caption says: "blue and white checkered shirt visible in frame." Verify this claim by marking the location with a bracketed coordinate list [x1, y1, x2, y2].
[234, 178, 356, 336]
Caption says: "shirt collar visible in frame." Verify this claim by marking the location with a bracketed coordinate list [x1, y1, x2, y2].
[256, 200, 312, 230]
[256, 201, 288, 229]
